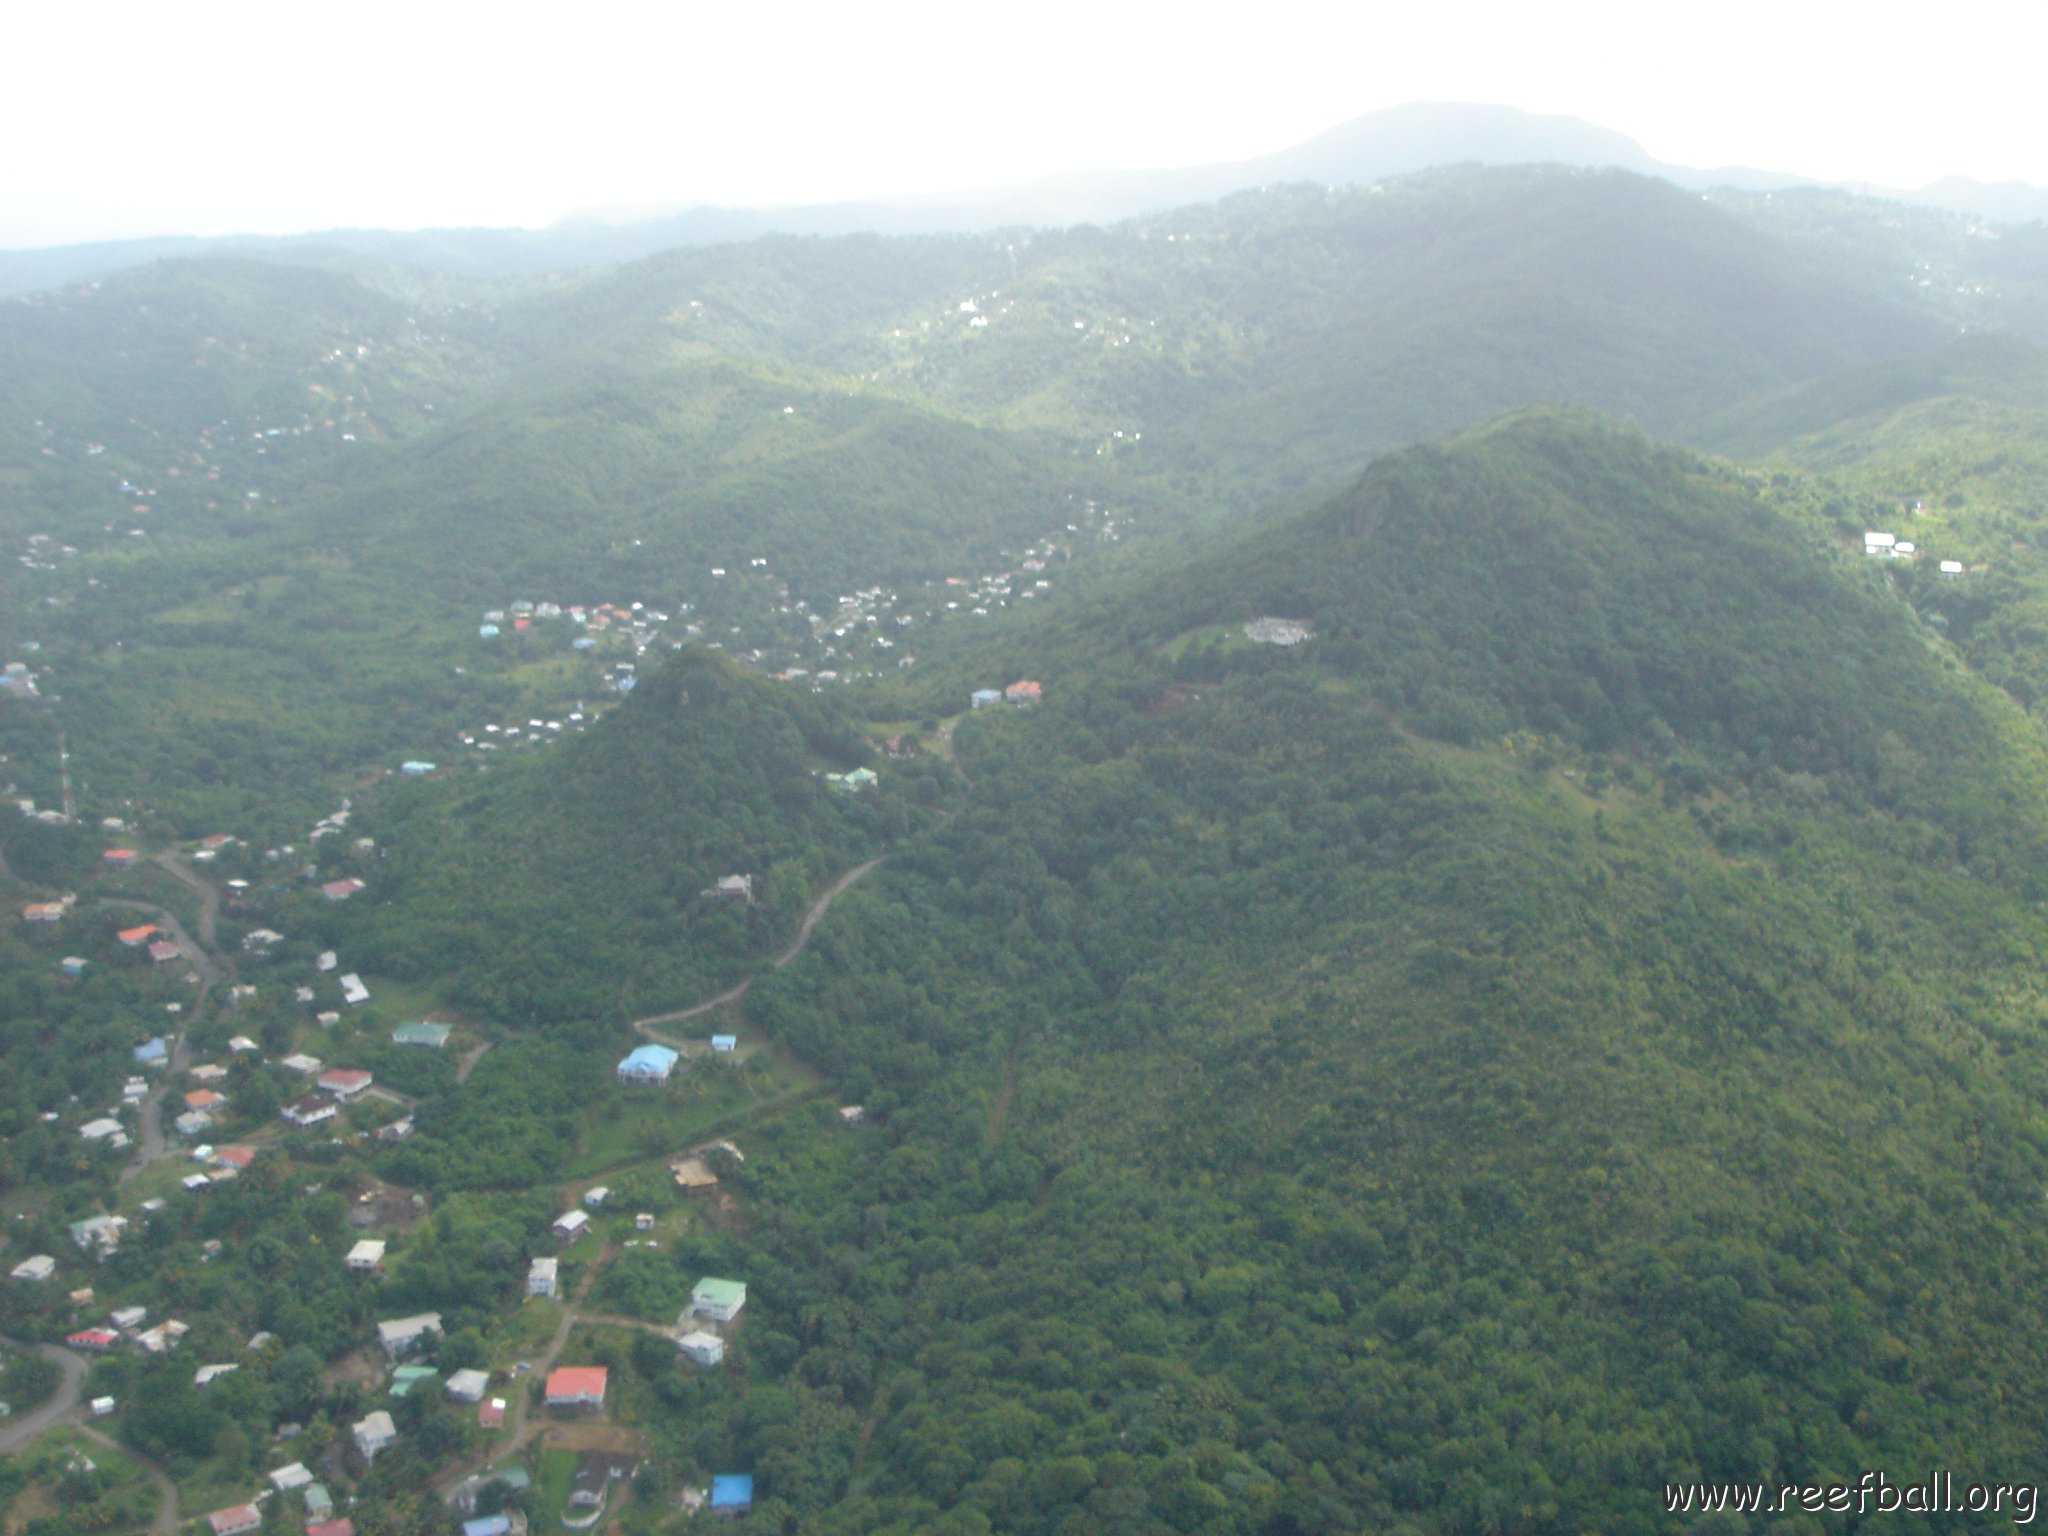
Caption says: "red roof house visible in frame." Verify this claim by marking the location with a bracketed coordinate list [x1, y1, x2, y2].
[205, 1505, 261, 1536]
[66, 1328, 118, 1352]
[103, 849, 139, 868]
[116, 924, 158, 947]
[544, 1366, 609, 1409]
[147, 940, 181, 964]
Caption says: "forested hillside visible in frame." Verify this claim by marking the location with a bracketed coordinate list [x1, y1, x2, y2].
[268, 412, 2048, 1531]
[14, 162, 2048, 1536]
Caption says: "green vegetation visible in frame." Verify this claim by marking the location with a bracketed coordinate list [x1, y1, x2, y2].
[16, 166, 2048, 1533]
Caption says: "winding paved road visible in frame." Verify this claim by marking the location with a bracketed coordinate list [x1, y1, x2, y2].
[0, 1338, 85, 1456]
[633, 857, 883, 1041]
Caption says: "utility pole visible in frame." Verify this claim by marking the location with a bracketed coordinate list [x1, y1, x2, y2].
[58, 731, 74, 823]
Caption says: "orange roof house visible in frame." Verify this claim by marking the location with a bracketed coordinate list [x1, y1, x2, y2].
[117, 924, 158, 947]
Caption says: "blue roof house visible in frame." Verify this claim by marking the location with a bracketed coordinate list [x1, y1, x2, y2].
[711, 1475, 754, 1514]
[617, 1044, 680, 1085]
[133, 1038, 167, 1065]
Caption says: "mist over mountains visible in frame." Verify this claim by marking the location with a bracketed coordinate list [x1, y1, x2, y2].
[7, 101, 2047, 299]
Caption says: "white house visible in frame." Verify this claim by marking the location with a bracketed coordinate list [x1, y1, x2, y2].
[375, 1312, 442, 1359]
[10, 1255, 55, 1282]
[583, 1186, 610, 1208]
[267, 1462, 313, 1493]
[677, 1330, 726, 1367]
[552, 1210, 590, 1240]
[346, 1240, 386, 1273]
[444, 1368, 490, 1403]
[353, 1409, 397, 1461]
[527, 1257, 559, 1297]
[1865, 531, 1898, 556]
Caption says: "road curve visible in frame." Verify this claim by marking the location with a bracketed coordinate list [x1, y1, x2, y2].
[0, 1338, 87, 1456]
[633, 857, 883, 1036]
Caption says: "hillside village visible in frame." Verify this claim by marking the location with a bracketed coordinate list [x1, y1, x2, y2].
[0, 796, 879, 1531]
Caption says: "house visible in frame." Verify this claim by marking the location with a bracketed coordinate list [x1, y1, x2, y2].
[316, 950, 337, 972]
[346, 1239, 386, 1273]
[1244, 616, 1315, 646]
[1003, 679, 1043, 703]
[304, 1488, 336, 1523]
[711, 1474, 754, 1515]
[339, 974, 370, 1006]
[60, 956, 87, 975]
[79, 1118, 125, 1143]
[352, 1408, 397, 1460]
[970, 688, 1003, 708]
[389, 1364, 438, 1397]
[671, 1156, 718, 1192]
[132, 1036, 167, 1064]
[307, 1520, 357, 1536]
[400, 761, 436, 776]
[705, 873, 753, 901]
[135, 1321, 189, 1353]
[212, 1145, 255, 1171]
[194, 1363, 239, 1385]
[1941, 559, 1966, 576]
[839, 1105, 865, 1125]
[268, 1462, 313, 1493]
[635, 1212, 655, 1232]
[444, 1368, 490, 1403]
[183, 1089, 224, 1113]
[527, 1257, 559, 1297]
[616, 1044, 680, 1084]
[69, 1215, 127, 1257]
[375, 1312, 442, 1359]
[479, 1396, 506, 1429]
[583, 1186, 610, 1208]
[241, 928, 284, 949]
[1865, 530, 1898, 556]
[318, 1068, 373, 1098]
[391, 1021, 452, 1048]
[66, 1328, 118, 1352]
[22, 902, 65, 922]
[90, 1396, 115, 1417]
[553, 1209, 590, 1240]
[103, 848, 139, 868]
[677, 1330, 725, 1366]
[205, 1504, 262, 1536]
[175, 1114, 214, 1139]
[710, 1034, 737, 1054]
[463, 1519, 514, 1536]
[691, 1277, 747, 1323]
[227, 1035, 259, 1053]
[189, 1063, 228, 1083]
[321, 878, 366, 902]
[282, 1096, 337, 1128]
[147, 940, 182, 964]
[544, 1365, 608, 1409]
[280, 1053, 323, 1074]
[110, 1306, 147, 1331]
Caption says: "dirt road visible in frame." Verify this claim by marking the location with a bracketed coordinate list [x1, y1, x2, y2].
[633, 857, 883, 1041]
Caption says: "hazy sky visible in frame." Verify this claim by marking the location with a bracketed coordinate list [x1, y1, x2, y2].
[7, 0, 2045, 247]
